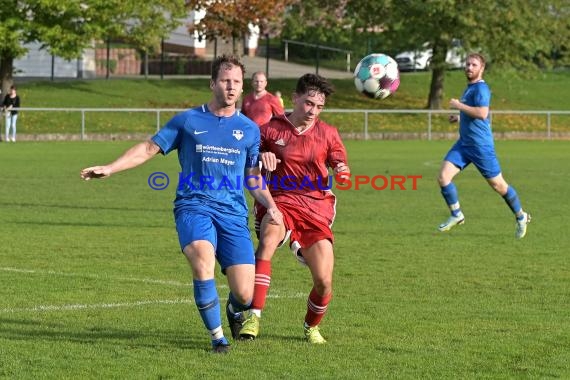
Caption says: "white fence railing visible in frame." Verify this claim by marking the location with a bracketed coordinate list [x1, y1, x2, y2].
[324, 109, 570, 140]
[10, 107, 570, 140]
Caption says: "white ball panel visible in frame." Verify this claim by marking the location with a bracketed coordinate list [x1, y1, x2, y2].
[363, 78, 380, 93]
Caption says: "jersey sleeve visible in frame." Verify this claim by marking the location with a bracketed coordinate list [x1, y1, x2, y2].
[151, 112, 186, 155]
[245, 126, 261, 169]
[259, 124, 270, 152]
[269, 95, 284, 115]
[326, 127, 348, 169]
[474, 83, 491, 107]
[240, 94, 252, 118]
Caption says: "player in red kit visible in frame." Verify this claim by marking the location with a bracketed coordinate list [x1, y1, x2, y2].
[241, 71, 284, 126]
[236, 73, 349, 344]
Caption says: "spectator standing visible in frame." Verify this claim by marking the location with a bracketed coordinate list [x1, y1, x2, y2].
[2, 85, 20, 142]
[241, 72, 284, 126]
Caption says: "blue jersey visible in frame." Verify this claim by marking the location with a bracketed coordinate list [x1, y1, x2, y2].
[151, 104, 260, 217]
[458, 80, 493, 146]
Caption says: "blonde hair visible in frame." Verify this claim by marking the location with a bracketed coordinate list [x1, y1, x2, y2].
[467, 53, 486, 67]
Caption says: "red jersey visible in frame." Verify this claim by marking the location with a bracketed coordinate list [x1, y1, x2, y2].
[241, 92, 284, 126]
[259, 114, 348, 200]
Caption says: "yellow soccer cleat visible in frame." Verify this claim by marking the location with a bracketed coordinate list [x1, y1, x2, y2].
[304, 325, 327, 344]
[239, 310, 260, 340]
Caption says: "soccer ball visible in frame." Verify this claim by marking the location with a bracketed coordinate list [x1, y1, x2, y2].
[354, 53, 400, 99]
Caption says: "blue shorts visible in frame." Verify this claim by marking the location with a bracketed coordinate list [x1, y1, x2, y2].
[174, 208, 255, 272]
[444, 141, 502, 179]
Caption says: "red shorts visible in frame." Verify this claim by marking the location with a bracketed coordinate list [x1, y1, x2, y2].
[254, 191, 337, 250]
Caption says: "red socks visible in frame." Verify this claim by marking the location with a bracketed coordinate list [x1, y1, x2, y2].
[251, 259, 272, 310]
[305, 287, 332, 327]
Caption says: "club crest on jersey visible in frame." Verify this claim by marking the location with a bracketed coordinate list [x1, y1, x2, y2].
[232, 130, 244, 141]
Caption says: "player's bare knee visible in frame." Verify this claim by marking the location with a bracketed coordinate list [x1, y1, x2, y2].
[315, 283, 332, 296]
[313, 278, 333, 295]
[232, 291, 252, 305]
[488, 180, 508, 194]
[255, 243, 278, 260]
[437, 174, 447, 187]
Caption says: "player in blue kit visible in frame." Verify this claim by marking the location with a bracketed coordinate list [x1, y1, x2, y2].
[80, 55, 283, 353]
[437, 53, 531, 239]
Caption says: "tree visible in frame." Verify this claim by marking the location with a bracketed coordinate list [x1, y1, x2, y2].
[348, 0, 570, 109]
[185, 0, 295, 55]
[281, 0, 355, 50]
[0, 1, 187, 95]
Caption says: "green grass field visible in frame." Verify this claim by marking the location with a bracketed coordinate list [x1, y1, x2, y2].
[13, 69, 570, 135]
[1, 140, 568, 378]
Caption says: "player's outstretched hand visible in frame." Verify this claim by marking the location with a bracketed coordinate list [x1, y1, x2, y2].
[334, 162, 350, 182]
[266, 206, 283, 226]
[334, 162, 350, 175]
[260, 152, 281, 171]
[449, 98, 459, 109]
[80, 166, 112, 180]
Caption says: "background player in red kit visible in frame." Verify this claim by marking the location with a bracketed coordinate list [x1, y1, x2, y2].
[238, 73, 350, 344]
[241, 71, 284, 126]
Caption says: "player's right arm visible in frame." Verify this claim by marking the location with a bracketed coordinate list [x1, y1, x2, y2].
[80, 140, 161, 180]
[260, 151, 281, 171]
[450, 98, 488, 120]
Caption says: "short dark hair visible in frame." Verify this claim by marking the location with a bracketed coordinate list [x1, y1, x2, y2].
[295, 74, 335, 98]
[211, 54, 245, 81]
[467, 53, 486, 67]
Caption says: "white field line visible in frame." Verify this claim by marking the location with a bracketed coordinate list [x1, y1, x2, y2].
[0, 266, 305, 314]
[0, 299, 193, 313]
[0, 266, 199, 288]
[0, 294, 305, 314]
[423, 160, 439, 167]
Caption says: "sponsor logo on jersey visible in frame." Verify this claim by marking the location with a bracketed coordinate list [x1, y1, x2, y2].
[232, 129, 244, 140]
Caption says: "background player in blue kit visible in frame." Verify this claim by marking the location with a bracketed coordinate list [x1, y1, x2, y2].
[437, 53, 531, 239]
[80, 55, 283, 353]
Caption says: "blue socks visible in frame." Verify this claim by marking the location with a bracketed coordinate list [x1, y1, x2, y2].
[194, 279, 224, 341]
[502, 186, 523, 218]
[442, 183, 523, 220]
[441, 182, 462, 217]
[227, 292, 250, 315]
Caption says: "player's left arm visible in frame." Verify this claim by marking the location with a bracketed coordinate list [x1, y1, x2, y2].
[245, 166, 283, 226]
[271, 95, 284, 115]
[327, 128, 350, 179]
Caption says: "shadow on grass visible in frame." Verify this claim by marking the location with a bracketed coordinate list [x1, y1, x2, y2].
[0, 317, 204, 350]
[11, 220, 168, 229]
[0, 201, 165, 213]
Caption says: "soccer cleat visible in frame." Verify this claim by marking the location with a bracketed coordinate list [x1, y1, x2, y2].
[515, 212, 531, 239]
[225, 299, 244, 340]
[211, 337, 231, 354]
[438, 213, 465, 232]
[304, 325, 327, 344]
[239, 310, 260, 340]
